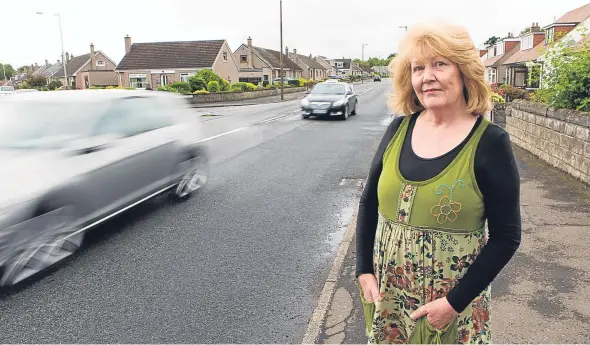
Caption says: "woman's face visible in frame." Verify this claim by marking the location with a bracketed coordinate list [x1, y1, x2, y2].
[410, 55, 465, 110]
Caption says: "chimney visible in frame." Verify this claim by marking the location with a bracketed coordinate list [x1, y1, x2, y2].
[65, 52, 70, 61]
[70, 53, 74, 60]
[285, 46, 289, 56]
[247, 36, 253, 69]
[293, 48, 297, 63]
[45, 59, 49, 67]
[90, 43, 96, 70]
[124, 34, 131, 54]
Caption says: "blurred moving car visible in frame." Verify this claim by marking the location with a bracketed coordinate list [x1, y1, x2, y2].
[373, 75, 381, 82]
[0, 90, 210, 286]
[0, 86, 16, 96]
[300, 80, 358, 120]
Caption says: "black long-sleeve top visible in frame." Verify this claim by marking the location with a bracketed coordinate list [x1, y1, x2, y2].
[355, 113, 522, 313]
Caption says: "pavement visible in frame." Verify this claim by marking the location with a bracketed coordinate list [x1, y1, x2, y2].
[314, 137, 590, 344]
[0, 81, 390, 343]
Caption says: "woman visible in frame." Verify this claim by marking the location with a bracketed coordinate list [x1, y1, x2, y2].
[355, 21, 522, 344]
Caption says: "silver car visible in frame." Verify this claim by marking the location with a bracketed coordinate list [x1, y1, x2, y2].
[0, 90, 210, 286]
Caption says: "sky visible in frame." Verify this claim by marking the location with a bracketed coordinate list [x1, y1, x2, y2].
[2, 0, 590, 68]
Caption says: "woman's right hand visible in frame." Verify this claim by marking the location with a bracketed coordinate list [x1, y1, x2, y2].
[358, 273, 379, 303]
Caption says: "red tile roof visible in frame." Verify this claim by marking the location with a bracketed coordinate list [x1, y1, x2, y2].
[503, 41, 546, 64]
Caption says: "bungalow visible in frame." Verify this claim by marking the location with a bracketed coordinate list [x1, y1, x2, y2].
[233, 37, 302, 85]
[287, 49, 327, 81]
[314, 56, 337, 77]
[52, 44, 118, 89]
[331, 58, 353, 76]
[537, 2, 590, 86]
[481, 33, 520, 84]
[116, 35, 239, 89]
[502, 23, 546, 89]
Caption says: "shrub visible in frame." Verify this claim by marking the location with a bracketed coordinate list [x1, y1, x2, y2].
[157, 85, 178, 93]
[537, 24, 590, 111]
[491, 92, 506, 103]
[188, 76, 207, 92]
[499, 84, 528, 101]
[207, 80, 220, 92]
[193, 89, 210, 95]
[167, 81, 192, 94]
[230, 82, 257, 91]
[48, 80, 62, 90]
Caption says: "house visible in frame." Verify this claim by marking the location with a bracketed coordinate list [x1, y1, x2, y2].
[51, 44, 118, 89]
[481, 33, 520, 84]
[233, 37, 302, 85]
[35, 59, 64, 83]
[116, 35, 239, 89]
[331, 58, 352, 76]
[537, 2, 590, 86]
[314, 56, 336, 77]
[351, 62, 364, 77]
[501, 23, 546, 88]
[287, 49, 327, 81]
[360, 65, 373, 77]
[372, 65, 389, 76]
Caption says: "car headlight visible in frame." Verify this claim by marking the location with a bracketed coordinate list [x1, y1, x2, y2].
[333, 100, 345, 107]
[301, 98, 310, 106]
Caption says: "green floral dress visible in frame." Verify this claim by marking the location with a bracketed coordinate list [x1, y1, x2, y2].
[367, 115, 492, 344]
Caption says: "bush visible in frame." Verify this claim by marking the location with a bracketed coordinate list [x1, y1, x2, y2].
[500, 84, 529, 101]
[207, 80, 220, 92]
[157, 85, 178, 93]
[188, 76, 207, 92]
[48, 80, 62, 90]
[491, 92, 506, 103]
[167, 81, 192, 94]
[537, 24, 590, 111]
[230, 82, 257, 91]
[193, 89, 210, 95]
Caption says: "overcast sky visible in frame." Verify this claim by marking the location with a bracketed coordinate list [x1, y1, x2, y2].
[3, 0, 589, 67]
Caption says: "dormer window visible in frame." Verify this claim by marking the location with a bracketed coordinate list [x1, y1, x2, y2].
[545, 28, 555, 44]
[496, 42, 504, 55]
[521, 35, 533, 50]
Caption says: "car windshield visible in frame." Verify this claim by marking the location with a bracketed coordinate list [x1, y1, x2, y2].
[310, 84, 346, 95]
[0, 101, 107, 149]
[1, 86, 15, 92]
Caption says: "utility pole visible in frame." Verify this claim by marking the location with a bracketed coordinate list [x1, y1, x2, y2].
[361, 43, 368, 84]
[279, 0, 284, 100]
[37, 11, 68, 89]
[2, 63, 6, 82]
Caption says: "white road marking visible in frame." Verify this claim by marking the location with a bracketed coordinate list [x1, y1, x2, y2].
[196, 127, 249, 143]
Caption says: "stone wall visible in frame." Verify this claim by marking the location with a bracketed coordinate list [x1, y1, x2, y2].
[494, 100, 590, 184]
[189, 86, 306, 104]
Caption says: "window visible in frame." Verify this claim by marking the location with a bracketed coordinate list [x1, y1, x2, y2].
[160, 75, 168, 86]
[223, 51, 228, 62]
[240, 55, 247, 63]
[545, 28, 555, 44]
[93, 97, 172, 137]
[96, 60, 106, 67]
[487, 46, 495, 58]
[180, 73, 194, 83]
[129, 75, 147, 89]
[521, 35, 533, 50]
[336, 62, 344, 68]
[496, 42, 504, 55]
[488, 68, 496, 83]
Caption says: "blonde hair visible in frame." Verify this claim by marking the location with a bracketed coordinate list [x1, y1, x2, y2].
[389, 21, 492, 115]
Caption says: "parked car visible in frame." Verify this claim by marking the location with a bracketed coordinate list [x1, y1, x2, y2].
[374, 75, 381, 82]
[0, 90, 210, 286]
[300, 81, 357, 120]
[0, 86, 16, 96]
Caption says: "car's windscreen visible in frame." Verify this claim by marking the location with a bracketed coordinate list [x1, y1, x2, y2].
[0, 87, 15, 92]
[0, 101, 106, 149]
[310, 84, 346, 95]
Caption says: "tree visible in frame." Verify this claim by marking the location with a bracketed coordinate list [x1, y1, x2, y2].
[0, 63, 15, 80]
[484, 36, 501, 47]
[27, 75, 47, 88]
[535, 24, 590, 111]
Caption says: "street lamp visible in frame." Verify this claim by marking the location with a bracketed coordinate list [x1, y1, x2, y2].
[36, 11, 68, 89]
[279, 0, 284, 100]
[2, 63, 6, 82]
[361, 44, 368, 84]
[399, 26, 408, 32]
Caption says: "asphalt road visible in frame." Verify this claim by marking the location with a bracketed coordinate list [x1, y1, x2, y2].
[0, 80, 393, 343]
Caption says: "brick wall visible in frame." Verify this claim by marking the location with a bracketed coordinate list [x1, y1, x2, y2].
[494, 100, 590, 184]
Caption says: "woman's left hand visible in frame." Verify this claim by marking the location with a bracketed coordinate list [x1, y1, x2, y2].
[409, 297, 459, 330]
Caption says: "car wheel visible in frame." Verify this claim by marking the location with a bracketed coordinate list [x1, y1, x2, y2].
[341, 105, 349, 120]
[351, 102, 358, 115]
[172, 153, 209, 201]
[302, 115, 310, 119]
[0, 203, 84, 286]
